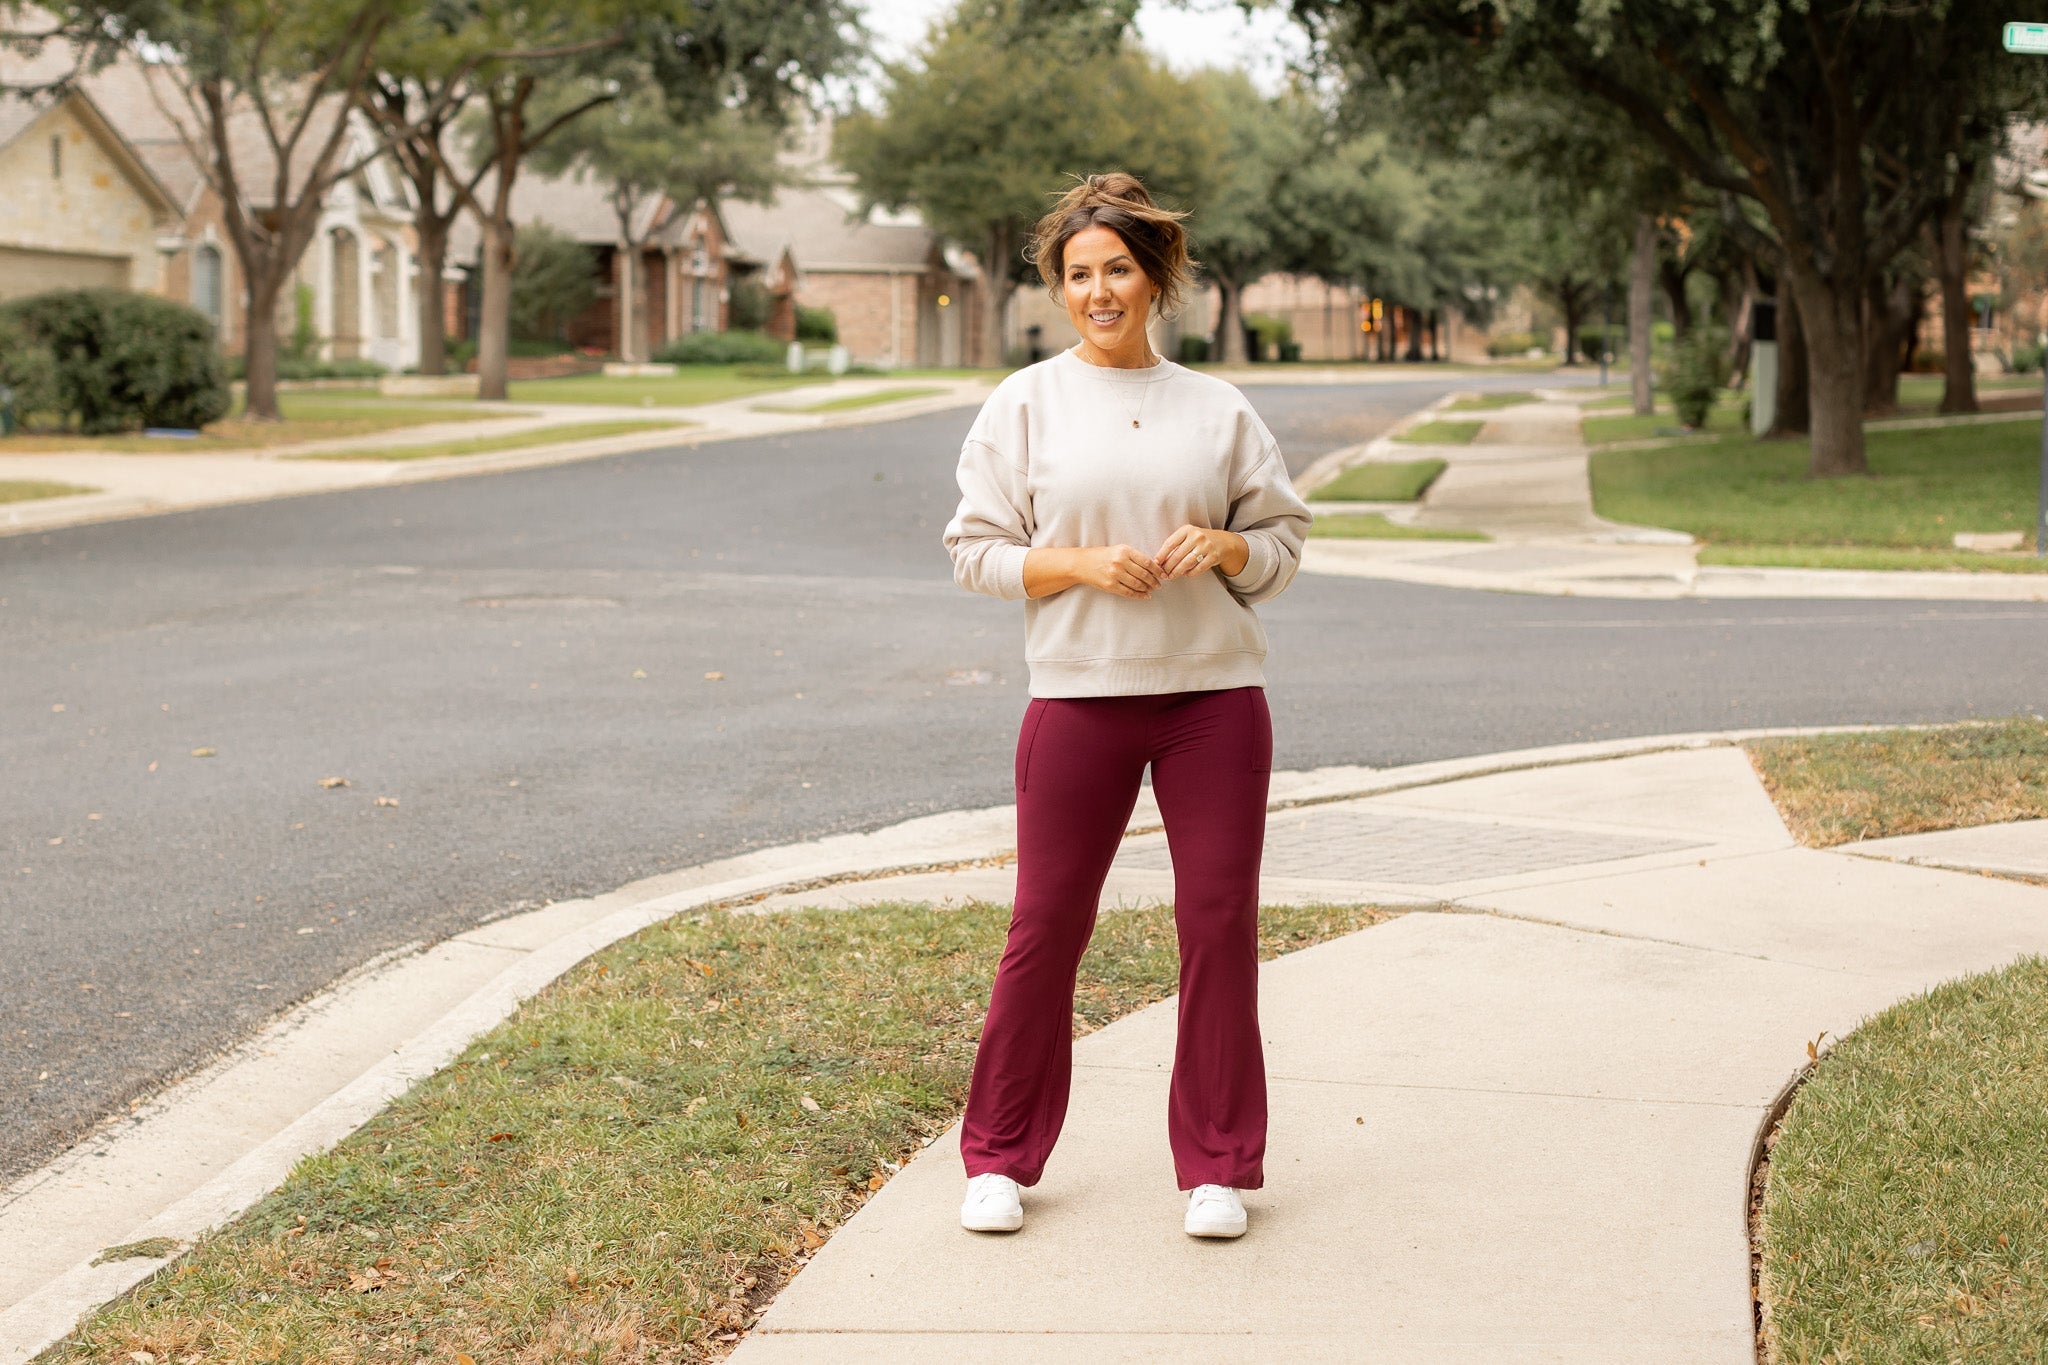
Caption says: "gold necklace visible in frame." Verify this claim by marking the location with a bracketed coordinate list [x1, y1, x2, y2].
[1111, 381, 1149, 429]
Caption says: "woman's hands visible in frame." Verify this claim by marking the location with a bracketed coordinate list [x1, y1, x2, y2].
[1023, 527, 1248, 600]
[1158, 525, 1249, 580]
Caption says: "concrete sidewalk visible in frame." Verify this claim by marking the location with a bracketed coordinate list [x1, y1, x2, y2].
[1300, 395, 2048, 602]
[730, 747, 2048, 1363]
[0, 376, 989, 538]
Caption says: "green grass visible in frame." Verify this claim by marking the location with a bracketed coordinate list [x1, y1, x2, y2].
[1701, 545, 2048, 574]
[289, 420, 685, 462]
[1745, 719, 2048, 848]
[0, 391, 499, 453]
[1308, 512, 1487, 541]
[1759, 956, 2048, 1363]
[53, 898, 1393, 1362]
[1309, 459, 1448, 502]
[1589, 420, 2044, 553]
[507, 365, 832, 408]
[0, 478, 95, 503]
[1392, 418, 1484, 445]
[1443, 391, 1538, 412]
[1582, 400, 1743, 446]
[759, 386, 948, 415]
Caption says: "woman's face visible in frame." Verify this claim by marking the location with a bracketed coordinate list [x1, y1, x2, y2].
[1060, 225, 1155, 358]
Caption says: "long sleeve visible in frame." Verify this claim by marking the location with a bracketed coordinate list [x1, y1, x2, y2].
[944, 436, 1033, 601]
[1222, 443, 1312, 605]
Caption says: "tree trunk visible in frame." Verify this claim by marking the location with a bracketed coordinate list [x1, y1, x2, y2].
[1770, 272, 1809, 438]
[1402, 306, 1423, 361]
[1659, 259, 1695, 340]
[1629, 214, 1655, 415]
[1936, 186, 1978, 414]
[1863, 272, 1918, 417]
[1724, 262, 1756, 386]
[476, 214, 515, 401]
[415, 217, 450, 376]
[1559, 287, 1585, 365]
[242, 280, 283, 422]
[617, 246, 638, 363]
[1426, 308, 1440, 361]
[1785, 263, 1867, 476]
[1215, 276, 1247, 364]
[981, 222, 1011, 369]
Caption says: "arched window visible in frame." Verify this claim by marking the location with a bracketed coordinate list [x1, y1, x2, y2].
[192, 244, 223, 331]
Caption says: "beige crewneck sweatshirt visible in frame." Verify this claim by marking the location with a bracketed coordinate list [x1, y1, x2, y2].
[944, 349, 1313, 698]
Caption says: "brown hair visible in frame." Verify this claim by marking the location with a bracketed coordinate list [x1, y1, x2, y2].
[1026, 172, 1194, 318]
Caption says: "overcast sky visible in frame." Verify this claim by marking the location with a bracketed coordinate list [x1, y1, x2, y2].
[853, 0, 1311, 95]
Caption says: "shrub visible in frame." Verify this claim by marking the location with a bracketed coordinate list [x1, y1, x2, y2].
[0, 288, 230, 433]
[1486, 329, 1541, 358]
[653, 330, 787, 366]
[1245, 313, 1292, 359]
[2006, 341, 2044, 375]
[225, 355, 388, 382]
[1178, 334, 1210, 364]
[727, 277, 773, 332]
[1909, 346, 1945, 374]
[0, 315, 61, 429]
[510, 224, 597, 342]
[795, 305, 837, 343]
[1576, 323, 1621, 360]
[289, 283, 317, 360]
[1659, 325, 1729, 429]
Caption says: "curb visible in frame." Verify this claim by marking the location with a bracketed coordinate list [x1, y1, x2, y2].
[0, 387, 990, 541]
[0, 721, 1931, 1361]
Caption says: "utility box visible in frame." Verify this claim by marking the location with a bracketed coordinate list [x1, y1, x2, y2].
[1750, 300, 1778, 436]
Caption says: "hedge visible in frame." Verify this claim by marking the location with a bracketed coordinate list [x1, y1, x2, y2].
[0, 288, 230, 433]
[653, 330, 787, 366]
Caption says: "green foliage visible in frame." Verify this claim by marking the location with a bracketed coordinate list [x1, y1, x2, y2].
[2005, 341, 2043, 375]
[1184, 70, 1318, 292]
[1178, 334, 1210, 364]
[0, 316, 62, 425]
[727, 276, 773, 332]
[1244, 313, 1292, 355]
[795, 305, 837, 343]
[1659, 327, 1730, 429]
[1486, 330, 1543, 357]
[225, 355, 388, 382]
[0, 289, 230, 434]
[834, 10, 1219, 290]
[509, 224, 597, 342]
[289, 283, 318, 362]
[653, 330, 786, 365]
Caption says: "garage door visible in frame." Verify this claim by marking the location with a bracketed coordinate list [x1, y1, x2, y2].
[0, 246, 129, 300]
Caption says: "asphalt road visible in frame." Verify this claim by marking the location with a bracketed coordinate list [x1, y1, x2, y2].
[6, 371, 2047, 1184]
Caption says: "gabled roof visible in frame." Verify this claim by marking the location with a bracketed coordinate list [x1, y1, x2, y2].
[719, 180, 943, 273]
[446, 163, 677, 259]
[0, 82, 181, 220]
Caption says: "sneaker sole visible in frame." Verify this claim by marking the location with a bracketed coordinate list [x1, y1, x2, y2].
[1184, 1217, 1247, 1239]
[960, 1210, 1023, 1233]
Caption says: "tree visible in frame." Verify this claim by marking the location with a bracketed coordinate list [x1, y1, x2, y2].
[507, 221, 595, 341]
[1182, 71, 1317, 364]
[81, 0, 415, 419]
[444, 0, 854, 398]
[835, 6, 1217, 368]
[529, 82, 782, 361]
[1298, 0, 2048, 476]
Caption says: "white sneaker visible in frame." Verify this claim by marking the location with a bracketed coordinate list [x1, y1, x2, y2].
[960, 1172, 1024, 1232]
[1184, 1184, 1247, 1239]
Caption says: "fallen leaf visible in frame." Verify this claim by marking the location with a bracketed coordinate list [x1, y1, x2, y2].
[868, 1174, 885, 1191]
[147, 761, 157, 772]
[319, 776, 350, 789]
[686, 958, 714, 976]
[799, 1224, 824, 1251]
[704, 671, 725, 681]
[190, 747, 216, 758]
[373, 796, 399, 808]
[46, 836, 61, 846]
[486, 1131, 518, 1143]
[565, 1268, 579, 1289]
[631, 669, 648, 679]
[51, 703, 65, 713]
[127, 1352, 156, 1364]
[799, 1095, 821, 1113]
[456, 1355, 476, 1365]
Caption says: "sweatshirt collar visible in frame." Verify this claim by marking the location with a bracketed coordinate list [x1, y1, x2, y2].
[1057, 347, 1176, 384]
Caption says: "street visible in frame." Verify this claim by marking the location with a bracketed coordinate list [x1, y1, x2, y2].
[5, 375, 2046, 1185]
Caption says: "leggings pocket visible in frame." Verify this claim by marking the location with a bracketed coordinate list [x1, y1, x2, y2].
[1015, 699, 1049, 794]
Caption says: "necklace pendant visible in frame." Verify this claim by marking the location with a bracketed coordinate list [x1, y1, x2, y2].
[1131, 419, 1140, 428]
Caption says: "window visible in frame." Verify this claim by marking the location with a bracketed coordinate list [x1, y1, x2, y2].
[50, 134, 61, 179]
[192, 244, 223, 329]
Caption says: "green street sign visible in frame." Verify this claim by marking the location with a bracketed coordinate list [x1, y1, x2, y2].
[2007, 21, 2048, 53]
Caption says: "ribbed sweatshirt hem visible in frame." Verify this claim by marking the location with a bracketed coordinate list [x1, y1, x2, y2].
[1026, 650, 1267, 698]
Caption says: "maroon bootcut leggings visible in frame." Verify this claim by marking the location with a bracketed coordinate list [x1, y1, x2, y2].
[960, 687, 1272, 1191]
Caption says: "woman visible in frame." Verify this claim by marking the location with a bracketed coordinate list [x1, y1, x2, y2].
[942, 172, 1311, 1240]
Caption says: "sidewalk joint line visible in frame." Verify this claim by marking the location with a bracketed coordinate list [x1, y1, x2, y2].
[1070, 1062, 1762, 1110]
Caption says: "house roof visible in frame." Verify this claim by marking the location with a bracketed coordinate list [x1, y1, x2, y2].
[720, 181, 943, 274]
[446, 164, 675, 260]
[0, 79, 181, 220]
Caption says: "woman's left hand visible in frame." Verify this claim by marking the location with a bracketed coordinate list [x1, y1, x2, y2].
[1157, 525, 1249, 579]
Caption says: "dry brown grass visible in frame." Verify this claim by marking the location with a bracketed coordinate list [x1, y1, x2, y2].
[1746, 719, 2048, 847]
